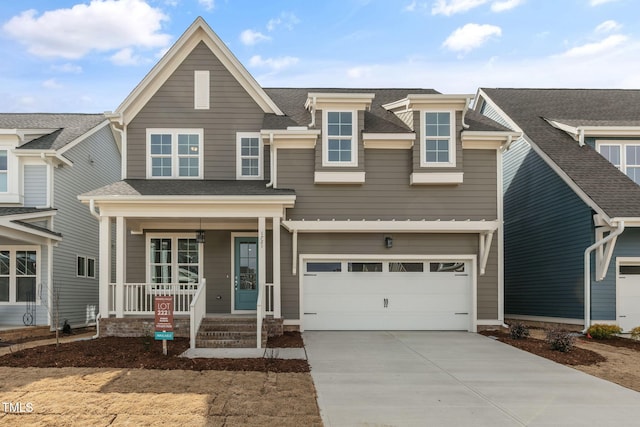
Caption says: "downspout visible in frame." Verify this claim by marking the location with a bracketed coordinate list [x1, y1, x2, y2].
[583, 221, 624, 332]
[461, 97, 472, 129]
[266, 133, 275, 187]
[89, 199, 100, 219]
[578, 127, 585, 147]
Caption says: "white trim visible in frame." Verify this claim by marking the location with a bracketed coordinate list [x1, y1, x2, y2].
[382, 94, 474, 112]
[314, 171, 365, 184]
[475, 90, 522, 133]
[76, 255, 87, 278]
[0, 245, 40, 305]
[504, 314, 584, 326]
[298, 253, 478, 333]
[595, 140, 640, 184]
[362, 133, 415, 149]
[145, 233, 202, 286]
[194, 70, 210, 110]
[146, 128, 204, 179]
[410, 172, 463, 185]
[260, 129, 319, 149]
[420, 110, 456, 168]
[0, 219, 62, 243]
[546, 120, 640, 140]
[230, 232, 259, 314]
[497, 149, 504, 324]
[87, 201, 292, 219]
[87, 257, 96, 279]
[282, 219, 499, 233]
[461, 131, 521, 150]
[615, 257, 640, 331]
[476, 320, 504, 326]
[236, 132, 263, 180]
[305, 92, 374, 111]
[322, 109, 358, 167]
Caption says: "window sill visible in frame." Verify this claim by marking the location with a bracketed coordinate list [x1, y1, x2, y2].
[314, 171, 365, 184]
[410, 172, 463, 185]
[0, 193, 21, 203]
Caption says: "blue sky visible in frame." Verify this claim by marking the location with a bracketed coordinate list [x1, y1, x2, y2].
[0, 0, 638, 112]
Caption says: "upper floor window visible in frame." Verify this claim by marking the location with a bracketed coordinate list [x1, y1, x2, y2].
[0, 150, 7, 192]
[597, 141, 640, 185]
[422, 111, 455, 167]
[236, 133, 262, 179]
[147, 129, 203, 179]
[323, 111, 356, 166]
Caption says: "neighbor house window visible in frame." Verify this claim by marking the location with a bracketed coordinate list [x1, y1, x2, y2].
[597, 141, 640, 185]
[87, 258, 95, 279]
[422, 111, 455, 167]
[323, 111, 356, 166]
[149, 236, 199, 286]
[147, 129, 203, 178]
[0, 248, 38, 304]
[236, 133, 262, 179]
[77, 256, 96, 279]
[0, 150, 7, 192]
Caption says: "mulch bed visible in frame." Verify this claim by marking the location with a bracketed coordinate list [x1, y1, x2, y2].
[479, 330, 606, 366]
[0, 334, 308, 372]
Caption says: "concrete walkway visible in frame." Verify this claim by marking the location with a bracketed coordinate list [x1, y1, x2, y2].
[0, 332, 95, 356]
[304, 331, 640, 427]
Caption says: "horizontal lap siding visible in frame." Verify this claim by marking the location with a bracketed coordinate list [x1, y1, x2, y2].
[278, 149, 497, 220]
[503, 138, 593, 320]
[127, 42, 264, 180]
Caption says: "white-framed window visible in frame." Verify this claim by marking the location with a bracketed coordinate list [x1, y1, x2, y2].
[147, 234, 200, 286]
[323, 110, 357, 166]
[147, 129, 203, 179]
[77, 256, 96, 279]
[0, 247, 38, 304]
[421, 111, 455, 167]
[597, 141, 640, 185]
[0, 150, 7, 192]
[236, 132, 263, 179]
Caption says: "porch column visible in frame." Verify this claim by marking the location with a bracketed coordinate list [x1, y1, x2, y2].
[99, 216, 111, 318]
[272, 216, 281, 318]
[258, 217, 266, 312]
[115, 216, 126, 318]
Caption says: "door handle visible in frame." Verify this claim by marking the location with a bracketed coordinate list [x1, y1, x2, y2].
[234, 276, 238, 290]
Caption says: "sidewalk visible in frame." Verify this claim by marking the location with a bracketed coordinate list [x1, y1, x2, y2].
[0, 332, 95, 356]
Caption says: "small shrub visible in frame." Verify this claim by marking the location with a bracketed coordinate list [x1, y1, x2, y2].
[546, 327, 575, 353]
[509, 322, 530, 340]
[630, 326, 640, 341]
[141, 330, 153, 351]
[587, 324, 623, 340]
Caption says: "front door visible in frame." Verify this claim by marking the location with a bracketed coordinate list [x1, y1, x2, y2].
[234, 237, 258, 310]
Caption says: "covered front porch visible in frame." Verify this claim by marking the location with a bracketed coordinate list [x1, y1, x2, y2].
[80, 179, 295, 349]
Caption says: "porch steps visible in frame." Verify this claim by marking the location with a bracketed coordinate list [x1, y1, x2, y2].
[195, 317, 267, 348]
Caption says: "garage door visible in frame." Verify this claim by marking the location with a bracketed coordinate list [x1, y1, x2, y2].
[618, 265, 640, 332]
[303, 259, 472, 331]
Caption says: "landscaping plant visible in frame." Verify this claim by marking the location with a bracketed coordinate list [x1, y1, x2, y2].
[509, 322, 530, 340]
[546, 327, 575, 352]
[631, 326, 640, 341]
[587, 324, 623, 340]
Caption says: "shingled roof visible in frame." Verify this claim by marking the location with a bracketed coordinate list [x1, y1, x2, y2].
[0, 113, 106, 151]
[481, 88, 640, 219]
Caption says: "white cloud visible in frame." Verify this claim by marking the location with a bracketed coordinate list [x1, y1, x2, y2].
[590, 0, 619, 5]
[443, 23, 502, 53]
[240, 29, 271, 46]
[198, 0, 214, 11]
[42, 79, 62, 89]
[347, 66, 374, 79]
[432, 0, 488, 16]
[491, 0, 524, 12]
[596, 20, 622, 33]
[110, 47, 146, 66]
[2, 0, 170, 60]
[560, 34, 628, 57]
[266, 12, 300, 32]
[249, 55, 299, 71]
[51, 63, 82, 74]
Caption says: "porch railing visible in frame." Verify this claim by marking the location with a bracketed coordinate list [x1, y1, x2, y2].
[108, 283, 199, 315]
[265, 283, 274, 315]
[189, 279, 207, 349]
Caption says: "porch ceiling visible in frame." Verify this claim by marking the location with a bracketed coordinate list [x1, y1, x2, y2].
[128, 217, 272, 233]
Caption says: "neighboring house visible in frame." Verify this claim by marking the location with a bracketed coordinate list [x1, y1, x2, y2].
[477, 88, 640, 332]
[79, 18, 517, 348]
[0, 114, 121, 329]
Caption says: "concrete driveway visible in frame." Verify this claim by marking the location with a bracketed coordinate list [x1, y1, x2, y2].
[304, 331, 640, 427]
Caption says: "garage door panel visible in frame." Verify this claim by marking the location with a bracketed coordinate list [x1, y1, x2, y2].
[619, 274, 640, 332]
[304, 311, 469, 331]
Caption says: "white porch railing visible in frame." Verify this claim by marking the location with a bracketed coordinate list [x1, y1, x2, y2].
[189, 279, 207, 349]
[265, 283, 275, 315]
[108, 283, 199, 315]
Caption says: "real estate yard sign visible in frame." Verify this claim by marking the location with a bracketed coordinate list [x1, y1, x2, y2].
[155, 296, 174, 355]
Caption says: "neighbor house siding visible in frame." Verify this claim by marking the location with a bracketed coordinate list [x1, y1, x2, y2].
[52, 124, 120, 327]
[481, 102, 512, 129]
[23, 165, 47, 207]
[278, 232, 499, 320]
[127, 41, 264, 180]
[278, 148, 496, 220]
[503, 138, 594, 320]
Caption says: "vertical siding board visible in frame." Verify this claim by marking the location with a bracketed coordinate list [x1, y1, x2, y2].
[503, 138, 593, 319]
[52, 125, 121, 327]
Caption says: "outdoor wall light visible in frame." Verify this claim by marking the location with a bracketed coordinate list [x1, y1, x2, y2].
[384, 236, 393, 248]
[196, 230, 205, 244]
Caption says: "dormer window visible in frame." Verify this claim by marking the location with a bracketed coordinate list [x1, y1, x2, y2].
[597, 141, 640, 184]
[323, 111, 356, 166]
[422, 111, 455, 167]
[147, 129, 203, 179]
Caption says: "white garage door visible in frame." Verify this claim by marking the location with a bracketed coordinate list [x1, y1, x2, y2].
[303, 259, 472, 331]
[618, 264, 640, 332]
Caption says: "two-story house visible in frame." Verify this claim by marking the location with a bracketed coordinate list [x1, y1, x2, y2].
[477, 88, 640, 332]
[0, 114, 120, 329]
[80, 18, 518, 348]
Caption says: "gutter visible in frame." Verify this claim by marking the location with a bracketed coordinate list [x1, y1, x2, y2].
[583, 221, 624, 332]
[461, 96, 472, 129]
[89, 199, 100, 219]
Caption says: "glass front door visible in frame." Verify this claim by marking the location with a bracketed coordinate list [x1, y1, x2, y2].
[234, 237, 258, 310]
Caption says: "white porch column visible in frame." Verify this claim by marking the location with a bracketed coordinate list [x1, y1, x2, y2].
[99, 216, 111, 317]
[258, 217, 266, 310]
[115, 216, 126, 318]
[272, 216, 281, 318]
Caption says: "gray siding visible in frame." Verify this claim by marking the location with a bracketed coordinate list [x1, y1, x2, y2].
[127, 41, 264, 179]
[480, 102, 512, 129]
[279, 148, 497, 220]
[503, 138, 593, 319]
[279, 232, 499, 320]
[23, 165, 47, 207]
[52, 124, 121, 327]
